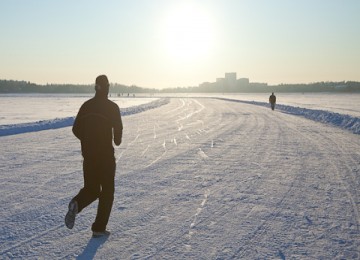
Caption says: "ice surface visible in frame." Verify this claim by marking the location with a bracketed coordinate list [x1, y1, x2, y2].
[0, 97, 168, 136]
[1, 95, 360, 259]
[0, 94, 160, 125]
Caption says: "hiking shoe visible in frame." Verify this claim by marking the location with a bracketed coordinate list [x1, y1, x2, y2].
[65, 200, 78, 229]
[92, 230, 111, 238]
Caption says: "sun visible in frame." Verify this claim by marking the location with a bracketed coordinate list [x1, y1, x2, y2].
[162, 3, 214, 63]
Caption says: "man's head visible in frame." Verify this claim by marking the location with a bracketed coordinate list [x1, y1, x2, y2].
[95, 75, 110, 95]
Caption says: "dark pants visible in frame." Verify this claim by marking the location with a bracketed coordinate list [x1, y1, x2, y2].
[271, 103, 275, 110]
[72, 156, 116, 232]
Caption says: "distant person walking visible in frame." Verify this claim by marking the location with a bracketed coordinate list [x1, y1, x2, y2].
[269, 92, 276, 111]
[65, 75, 123, 238]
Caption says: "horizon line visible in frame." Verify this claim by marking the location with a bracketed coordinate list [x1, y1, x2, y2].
[1, 78, 358, 90]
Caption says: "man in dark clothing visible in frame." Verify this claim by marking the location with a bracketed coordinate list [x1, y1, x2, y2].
[65, 75, 123, 238]
[269, 92, 276, 111]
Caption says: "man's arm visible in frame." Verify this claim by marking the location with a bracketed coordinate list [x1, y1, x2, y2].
[113, 106, 123, 146]
[72, 106, 84, 140]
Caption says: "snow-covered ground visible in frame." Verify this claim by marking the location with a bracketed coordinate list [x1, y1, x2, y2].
[219, 93, 360, 118]
[1, 94, 360, 259]
[0, 95, 163, 136]
[0, 94, 159, 125]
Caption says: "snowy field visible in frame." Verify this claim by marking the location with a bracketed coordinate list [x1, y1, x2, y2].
[220, 93, 360, 118]
[1, 94, 360, 259]
[0, 94, 159, 125]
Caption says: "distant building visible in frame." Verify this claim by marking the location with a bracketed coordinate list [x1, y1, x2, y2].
[225, 73, 237, 88]
[199, 72, 252, 92]
[237, 78, 249, 85]
[200, 82, 211, 87]
[215, 78, 225, 91]
[199, 82, 211, 90]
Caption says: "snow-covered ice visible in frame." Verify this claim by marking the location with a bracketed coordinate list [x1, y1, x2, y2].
[0, 97, 168, 137]
[1, 94, 360, 259]
[0, 94, 160, 125]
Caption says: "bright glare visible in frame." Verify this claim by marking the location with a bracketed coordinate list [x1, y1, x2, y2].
[162, 3, 214, 63]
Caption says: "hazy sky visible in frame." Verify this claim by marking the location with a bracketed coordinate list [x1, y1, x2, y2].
[1, 0, 359, 88]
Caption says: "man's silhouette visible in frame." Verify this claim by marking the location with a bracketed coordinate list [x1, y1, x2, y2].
[65, 75, 123, 238]
[269, 92, 276, 111]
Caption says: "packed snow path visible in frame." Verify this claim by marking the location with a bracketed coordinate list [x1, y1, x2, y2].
[1, 98, 360, 259]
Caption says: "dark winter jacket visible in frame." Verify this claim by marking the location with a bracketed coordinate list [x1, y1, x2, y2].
[72, 94, 123, 159]
[269, 94, 276, 104]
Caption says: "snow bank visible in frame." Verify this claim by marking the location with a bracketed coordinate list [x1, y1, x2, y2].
[215, 97, 360, 135]
[0, 98, 169, 137]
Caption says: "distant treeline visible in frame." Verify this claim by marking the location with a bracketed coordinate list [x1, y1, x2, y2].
[1, 79, 360, 93]
[268, 81, 360, 93]
[162, 81, 360, 93]
[0, 80, 156, 94]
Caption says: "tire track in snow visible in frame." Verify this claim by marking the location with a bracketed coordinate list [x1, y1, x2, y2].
[153, 125, 157, 139]
[1, 224, 64, 256]
[116, 99, 194, 171]
[175, 99, 205, 123]
[230, 115, 313, 259]
[120, 98, 242, 258]
[232, 109, 360, 259]
[197, 148, 209, 160]
[141, 145, 150, 156]
[268, 112, 360, 233]
[287, 125, 360, 231]
[201, 110, 296, 258]
[190, 189, 210, 229]
[185, 189, 210, 251]
[140, 98, 208, 170]
[116, 133, 141, 163]
[124, 99, 278, 256]
[146, 139, 167, 167]
[164, 98, 186, 115]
